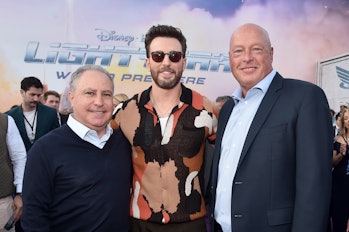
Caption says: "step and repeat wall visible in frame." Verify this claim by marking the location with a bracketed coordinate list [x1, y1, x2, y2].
[0, 0, 348, 112]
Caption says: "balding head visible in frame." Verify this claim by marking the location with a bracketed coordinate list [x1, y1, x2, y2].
[230, 23, 272, 51]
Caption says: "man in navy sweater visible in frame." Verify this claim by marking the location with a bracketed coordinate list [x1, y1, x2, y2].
[21, 64, 132, 231]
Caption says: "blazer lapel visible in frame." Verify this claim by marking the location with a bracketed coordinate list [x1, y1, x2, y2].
[212, 98, 235, 179]
[35, 104, 43, 138]
[238, 73, 283, 166]
[216, 98, 235, 149]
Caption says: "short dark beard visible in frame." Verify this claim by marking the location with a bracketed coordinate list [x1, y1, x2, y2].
[151, 69, 182, 90]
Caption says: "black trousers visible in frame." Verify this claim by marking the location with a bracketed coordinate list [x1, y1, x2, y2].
[214, 220, 223, 232]
[15, 220, 24, 232]
[130, 217, 207, 232]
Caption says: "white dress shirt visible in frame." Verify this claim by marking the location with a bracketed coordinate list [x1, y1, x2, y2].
[6, 115, 27, 193]
[67, 114, 113, 149]
[214, 70, 275, 232]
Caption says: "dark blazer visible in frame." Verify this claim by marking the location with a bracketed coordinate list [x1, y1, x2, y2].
[209, 73, 333, 232]
[6, 103, 60, 151]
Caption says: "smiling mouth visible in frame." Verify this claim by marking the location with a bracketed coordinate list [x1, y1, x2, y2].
[160, 71, 174, 78]
[90, 110, 106, 114]
[241, 67, 256, 71]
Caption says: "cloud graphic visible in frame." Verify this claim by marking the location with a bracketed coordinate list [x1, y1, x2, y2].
[0, 0, 348, 112]
[151, 0, 349, 83]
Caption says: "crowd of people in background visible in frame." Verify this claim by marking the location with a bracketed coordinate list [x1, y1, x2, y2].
[0, 23, 347, 232]
[330, 103, 349, 232]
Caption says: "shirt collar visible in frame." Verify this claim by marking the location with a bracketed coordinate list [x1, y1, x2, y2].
[233, 69, 276, 102]
[139, 83, 192, 107]
[67, 114, 113, 140]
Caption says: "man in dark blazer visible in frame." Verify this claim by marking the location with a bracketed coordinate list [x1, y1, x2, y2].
[209, 24, 333, 232]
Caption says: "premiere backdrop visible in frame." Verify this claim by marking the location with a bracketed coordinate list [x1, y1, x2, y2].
[0, 0, 348, 112]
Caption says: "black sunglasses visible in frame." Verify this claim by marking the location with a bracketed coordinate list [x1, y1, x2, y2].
[150, 51, 183, 63]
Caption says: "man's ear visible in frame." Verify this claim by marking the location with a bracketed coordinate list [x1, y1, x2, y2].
[145, 58, 150, 71]
[68, 91, 74, 106]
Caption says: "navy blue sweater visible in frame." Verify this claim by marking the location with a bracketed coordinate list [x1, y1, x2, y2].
[22, 125, 132, 232]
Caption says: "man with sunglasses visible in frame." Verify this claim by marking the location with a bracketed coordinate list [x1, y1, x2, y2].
[111, 24, 218, 232]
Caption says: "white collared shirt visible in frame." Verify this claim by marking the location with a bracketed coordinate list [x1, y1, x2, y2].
[6, 115, 27, 193]
[67, 114, 113, 149]
[215, 70, 275, 232]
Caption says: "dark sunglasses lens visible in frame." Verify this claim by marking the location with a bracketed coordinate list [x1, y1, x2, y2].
[151, 52, 165, 62]
[151, 51, 182, 63]
[168, 52, 182, 62]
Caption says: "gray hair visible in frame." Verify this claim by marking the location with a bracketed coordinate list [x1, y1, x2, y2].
[69, 64, 114, 92]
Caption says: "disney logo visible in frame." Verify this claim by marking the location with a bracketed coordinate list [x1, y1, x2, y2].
[95, 28, 134, 46]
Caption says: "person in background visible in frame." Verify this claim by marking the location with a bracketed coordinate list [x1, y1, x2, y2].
[113, 93, 129, 108]
[5, 76, 60, 151]
[209, 23, 333, 232]
[5, 76, 59, 232]
[43, 90, 69, 125]
[340, 103, 348, 114]
[111, 24, 218, 232]
[330, 109, 335, 117]
[215, 95, 231, 111]
[331, 107, 349, 232]
[21, 65, 132, 231]
[334, 112, 342, 137]
[0, 113, 26, 232]
[330, 108, 336, 127]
